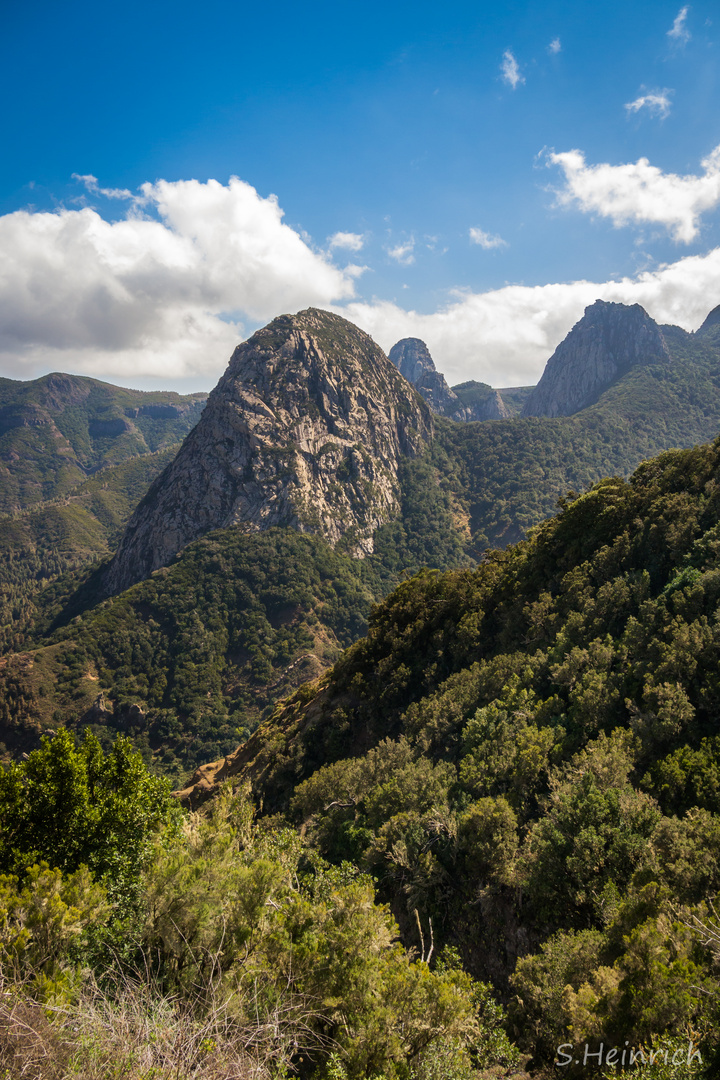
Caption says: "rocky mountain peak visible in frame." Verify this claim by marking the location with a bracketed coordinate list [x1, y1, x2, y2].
[522, 300, 670, 419]
[388, 337, 435, 384]
[35, 372, 95, 410]
[449, 381, 512, 421]
[389, 339, 512, 421]
[102, 309, 433, 596]
[478, 389, 511, 420]
[388, 337, 459, 415]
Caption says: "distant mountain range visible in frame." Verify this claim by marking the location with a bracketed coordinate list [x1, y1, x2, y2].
[0, 375, 207, 657]
[103, 298, 720, 590]
[0, 371, 207, 514]
[3, 298, 720, 774]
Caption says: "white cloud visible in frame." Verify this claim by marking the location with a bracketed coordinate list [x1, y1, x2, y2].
[6, 169, 720, 397]
[337, 245, 720, 387]
[72, 173, 135, 201]
[469, 227, 507, 250]
[548, 38, 562, 54]
[548, 143, 720, 242]
[624, 90, 672, 119]
[500, 50, 524, 89]
[386, 239, 415, 265]
[668, 5, 691, 43]
[328, 231, 364, 252]
[343, 263, 369, 278]
[0, 177, 357, 381]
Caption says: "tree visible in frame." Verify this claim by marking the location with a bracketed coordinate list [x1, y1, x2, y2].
[0, 729, 178, 901]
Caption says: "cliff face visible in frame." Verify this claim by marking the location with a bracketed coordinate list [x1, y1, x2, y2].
[388, 339, 511, 420]
[467, 389, 511, 421]
[388, 337, 459, 414]
[448, 381, 511, 421]
[522, 300, 670, 418]
[103, 309, 432, 596]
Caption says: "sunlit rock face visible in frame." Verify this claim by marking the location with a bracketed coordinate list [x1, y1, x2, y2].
[103, 309, 432, 595]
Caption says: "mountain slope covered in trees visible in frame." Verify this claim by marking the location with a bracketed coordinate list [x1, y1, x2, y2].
[0, 374, 208, 652]
[434, 308, 720, 549]
[0, 371, 207, 514]
[0, 447, 470, 773]
[175, 433, 720, 1073]
[5, 301, 720, 776]
[5, 433, 720, 1077]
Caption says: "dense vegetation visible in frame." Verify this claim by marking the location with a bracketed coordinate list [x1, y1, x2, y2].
[170, 434, 720, 1076]
[5, 313, 720, 1076]
[6, 434, 720, 1074]
[0, 372, 206, 515]
[438, 323, 720, 550]
[0, 371, 206, 651]
[7, 317, 720, 771]
[0, 444, 472, 775]
[0, 733, 521, 1080]
[0, 447, 183, 654]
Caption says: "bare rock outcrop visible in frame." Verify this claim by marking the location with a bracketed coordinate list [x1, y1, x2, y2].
[522, 300, 670, 419]
[388, 337, 459, 414]
[448, 381, 512, 421]
[103, 309, 432, 596]
[389, 339, 512, 421]
[467, 388, 511, 421]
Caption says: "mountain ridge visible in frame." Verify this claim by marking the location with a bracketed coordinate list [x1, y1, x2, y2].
[0, 371, 207, 513]
[6, 298, 720, 772]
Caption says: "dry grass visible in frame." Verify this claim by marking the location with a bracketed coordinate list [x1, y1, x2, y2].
[0, 971, 329, 1080]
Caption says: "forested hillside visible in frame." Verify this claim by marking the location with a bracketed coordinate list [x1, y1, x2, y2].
[0, 375, 207, 651]
[437, 318, 720, 549]
[175, 434, 720, 1074]
[5, 303, 720, 780]
[0, 372, 207, 513]
[5, 435, 720, 1077]
[0, 448, 470, 772]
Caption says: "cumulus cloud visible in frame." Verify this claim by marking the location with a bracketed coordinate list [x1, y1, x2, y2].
[500, 50, 524, 89]
[6, 169, 720, 396]
[548, 38, 562, 54]
[668, 5, 691, 43]
[0, 177, 357, 381]
[328, 231, 364, 252]
[548, 143, 720, 242]
[338, 245, 720, 387]
[469, 227, 507, 250]
[624, 90, 672, 119]
[386, 239, 415, 265]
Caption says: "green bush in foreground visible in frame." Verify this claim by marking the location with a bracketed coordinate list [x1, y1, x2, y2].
[0, 728, 179, 902]
[0, 761, 521, 1080]
[140, 787, 521, 1078]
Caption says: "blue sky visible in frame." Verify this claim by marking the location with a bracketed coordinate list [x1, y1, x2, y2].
[1, 0, 719, 389]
